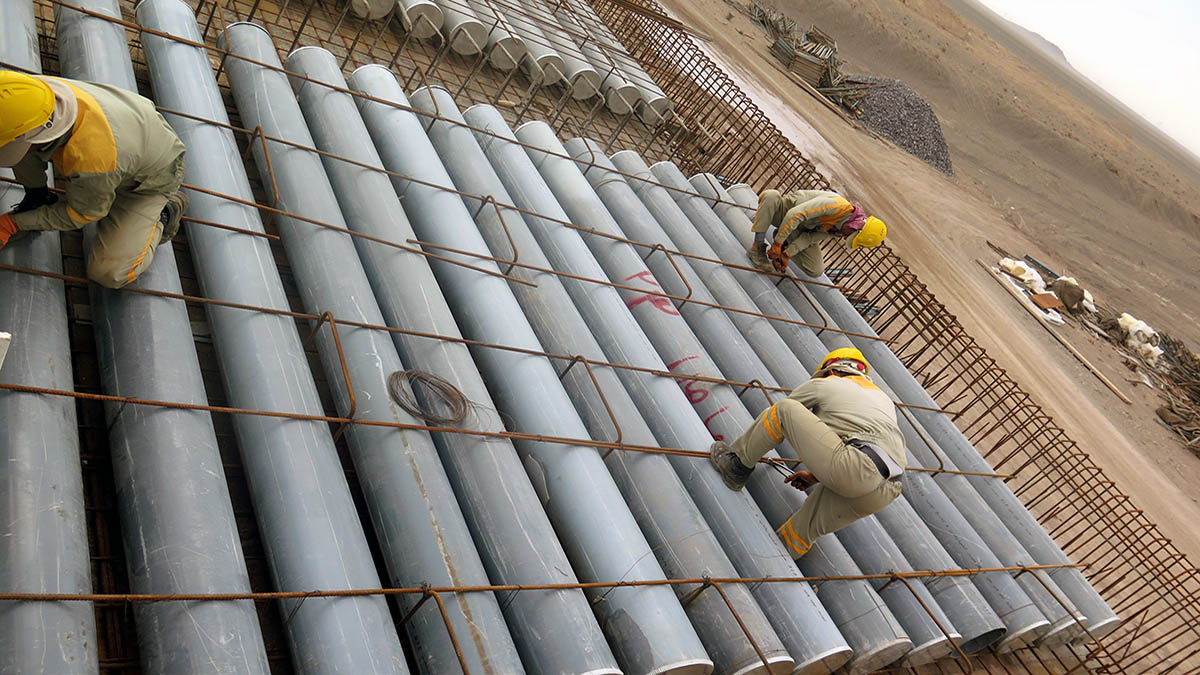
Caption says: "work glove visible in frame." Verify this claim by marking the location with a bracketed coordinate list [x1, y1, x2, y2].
[13, 186, 56, 213]
[767, 242, 790, 273]
[0, 214, 17, 251]
[784, 469, 818, 491]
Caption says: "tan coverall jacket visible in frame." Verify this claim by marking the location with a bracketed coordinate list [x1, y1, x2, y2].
[752, 189, 857, 276]
[11, 78, 185, 288]
[729, 373, 906, 558]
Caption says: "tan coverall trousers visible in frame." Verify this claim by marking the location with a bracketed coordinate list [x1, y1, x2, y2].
[86, 191, 169, 289]
[730, 398, 902, 558]
[752, 189, 837, 277]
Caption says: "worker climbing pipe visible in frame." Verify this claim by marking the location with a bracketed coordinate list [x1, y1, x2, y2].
[711, 348, 905, 559]
[0, 70, 188, 288]
[747, 188, 886, 275]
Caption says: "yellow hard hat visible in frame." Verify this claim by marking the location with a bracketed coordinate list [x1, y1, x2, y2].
[817, 347, 870, 375]
[851, 216, 886, 249]
[0, 71, 55, 147]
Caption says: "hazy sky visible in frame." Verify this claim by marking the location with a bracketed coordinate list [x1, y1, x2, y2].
[978, 0, 1200, 156]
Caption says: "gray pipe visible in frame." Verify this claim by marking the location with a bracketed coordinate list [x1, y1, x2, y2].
[496, 0, 564, 85]
[57, 1, 268, 671]
[726, 184, 757, 212]
[229, 40, 526, 674]
[379, 80, 710, 675]
[284, 58, 614, 675]
[519, 0, 600, 99]
[687, 173, 1007, 656]
[466, 0, 527, 70]
[683, 171, 1061, 651]
[139, 8, 407, 671]
[433, 0, 488, 55]
[512, 120, 853, 674]
[578, 144, 914, 673]
[694, 174, 1103, 646]
[397, 0, 444, 40]
[546, 2, 638, 114]
[792, 270, 1120, 640]
[0, 0, 97, 671]
[434, 96, 790, 675]
[557, 0, 671, 124]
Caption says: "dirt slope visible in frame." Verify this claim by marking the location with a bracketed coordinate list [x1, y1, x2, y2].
[657, 0, 1200, 560]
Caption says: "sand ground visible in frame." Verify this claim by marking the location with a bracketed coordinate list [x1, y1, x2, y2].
[657, 0, 1200, 562]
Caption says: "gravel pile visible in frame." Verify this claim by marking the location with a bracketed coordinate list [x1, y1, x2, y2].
[853, 75, 953, 175]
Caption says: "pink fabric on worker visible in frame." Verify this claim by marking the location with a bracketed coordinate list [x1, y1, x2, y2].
[840, 205, 867, 235]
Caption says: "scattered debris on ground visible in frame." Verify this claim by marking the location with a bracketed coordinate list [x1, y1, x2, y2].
[985, 241, 1200, 453]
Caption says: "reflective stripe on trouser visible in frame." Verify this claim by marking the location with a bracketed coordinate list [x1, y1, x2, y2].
[730, 398, 903, 558]
[85, 159, 183, 289]
[86, 190, 168, 289]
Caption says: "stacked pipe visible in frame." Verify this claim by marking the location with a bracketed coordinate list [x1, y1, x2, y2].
[56, 0, 267, 670]
[414, 88, 793, 675]
[350, 64, 714, 675]
[687, 176, 1118, 641]
[0, 1, 96, 671]
[138, 5, 408, 670]
[647, 168, 1079, 651]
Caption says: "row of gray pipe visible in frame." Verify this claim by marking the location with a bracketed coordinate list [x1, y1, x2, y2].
[0, 0, 1115, 669]
[386, 0, 672, 122]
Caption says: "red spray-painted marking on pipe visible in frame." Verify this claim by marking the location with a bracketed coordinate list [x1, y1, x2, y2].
[623, 270, 679, 316]
[666, 355, 731, 437]
[703, 407, 730, 441]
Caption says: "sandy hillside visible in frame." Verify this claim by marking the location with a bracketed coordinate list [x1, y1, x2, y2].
[656, 0, 1200, 561]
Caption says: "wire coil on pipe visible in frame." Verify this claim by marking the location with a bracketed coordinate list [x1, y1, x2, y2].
[388, 369, 470, 425]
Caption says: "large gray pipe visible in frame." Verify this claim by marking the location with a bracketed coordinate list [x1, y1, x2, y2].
[139, 7, 407, 671]
[624, 149, 986, 666]
[519, 0, 600, 99]
[433, 0, 488, 55]
[58, 0, 268, 671]
[496, 1, 564, 85]
[283, 57, 613, 675]
[686, 174, 1007, 656]
[0, 0, 97, 671]
[466, 0, 527, 70]
[350, 66, 705, 675]
[796, 271, 1120, 639]
[425, 93, 789, 675]
[693, 174, 1102, 646]
[576, 144, 914, 673]
[648, 161, 1054, 653]
[374, 79, 710, 675]
[679, 172, 1059, 651]
[397, 0, 444, 40]
[512, 121, 853, 674]
[228, 39, 525, 674]
[546, 2, 638, 114]
[557, 0, 671, 124]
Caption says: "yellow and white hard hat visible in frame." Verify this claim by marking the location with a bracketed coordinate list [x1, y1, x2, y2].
[0, 71, 55, 148]
[816, 347, 870, 375]
[851, 216, 886, 249]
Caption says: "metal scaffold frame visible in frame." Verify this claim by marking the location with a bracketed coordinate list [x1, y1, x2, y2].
[1, 0, 1196, 671]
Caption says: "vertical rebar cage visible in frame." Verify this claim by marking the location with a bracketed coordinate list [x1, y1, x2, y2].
[2, 0, 1197, 672]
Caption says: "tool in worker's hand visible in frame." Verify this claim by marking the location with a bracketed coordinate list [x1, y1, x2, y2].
[784, 469, 818, 491]
[767, 242, 790, 272]
[0, 332, 11, 373]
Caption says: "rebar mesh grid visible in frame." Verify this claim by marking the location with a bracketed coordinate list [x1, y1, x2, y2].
[4, 0, 1197, 672]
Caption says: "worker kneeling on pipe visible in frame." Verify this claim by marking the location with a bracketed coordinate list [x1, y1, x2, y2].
[710, 348, 905, 559]
[0, 70, 187, 288]
[747, 188, 886, 275]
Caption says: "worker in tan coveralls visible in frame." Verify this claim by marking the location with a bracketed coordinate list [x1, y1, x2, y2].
[710, 347, 905, 558]
[0, 70, 187, 288]
[748, 188, 887, 276]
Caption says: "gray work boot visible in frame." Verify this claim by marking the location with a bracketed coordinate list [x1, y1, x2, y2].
[747, 242, 773, 272]
[710, 441, 754, 491]
[158, 190, 189, 243]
